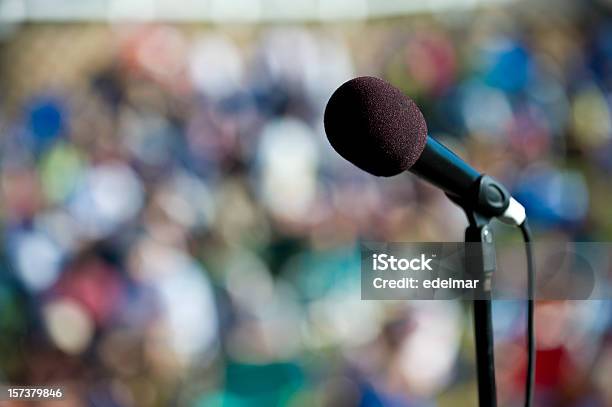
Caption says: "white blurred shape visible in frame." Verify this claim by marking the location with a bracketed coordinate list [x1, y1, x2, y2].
[158, 171, 216, 229]
[25, 0, 106, 20]
[260, 0, 315, 21]
[256, 281, 303, 358]
[399, 301, 461, 395]
[0, 0, 25, 22]
[189, 35, 244, 99]
[258, 118, 319, 221]
[136, 241, 218, 362]
[462, 82, 513, 139]
[108, 0, 155, 20]
[44, 298, 94, 355]
[225, 249, 274, 310]
[304, 36, 355, 108]
[429, 0, 473, 11]
[69, 163, 144, 238]
[258, 28, 318, 87]
[155, 0, 209, 20]
[308, 289, 381, 347]
[318, 0, 367, 20]
[14, 231, 62, 291]
[5, 0, 522, 22]
[226, 275, 303, 361]
[209, 0, 261, 22]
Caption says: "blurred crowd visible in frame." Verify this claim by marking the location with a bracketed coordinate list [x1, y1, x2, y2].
[2, 2, 612, 406]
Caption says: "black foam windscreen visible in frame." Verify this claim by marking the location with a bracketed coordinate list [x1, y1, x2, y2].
[324, 76, 428, 177]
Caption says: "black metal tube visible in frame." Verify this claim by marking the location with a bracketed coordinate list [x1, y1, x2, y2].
[466, 223, 497, 407]
[410, 137, 481, 198]
[473, 299, 497, 407]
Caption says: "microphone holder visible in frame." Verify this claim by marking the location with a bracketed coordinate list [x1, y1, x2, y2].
[447, 175, 506, 407]
[464, 210, 497, 407]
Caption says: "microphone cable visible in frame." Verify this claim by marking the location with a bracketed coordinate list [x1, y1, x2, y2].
[519, 220, 535, 407]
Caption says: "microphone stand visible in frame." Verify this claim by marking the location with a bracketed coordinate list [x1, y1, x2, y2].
[464, 210, 497, 407]
[447, 176, 505, 407]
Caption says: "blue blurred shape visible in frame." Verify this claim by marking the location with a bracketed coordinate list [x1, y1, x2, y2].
[483, 40, 531, 93]
[26, 96, 66, 150]
[514, 166, 589, 227]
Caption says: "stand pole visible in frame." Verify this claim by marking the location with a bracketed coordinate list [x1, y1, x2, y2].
[466, 221, 497, 407]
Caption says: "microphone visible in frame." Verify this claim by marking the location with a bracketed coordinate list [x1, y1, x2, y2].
[324, 76, 525, 225]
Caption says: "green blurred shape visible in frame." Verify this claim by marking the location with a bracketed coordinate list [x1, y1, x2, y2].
[196, 361, 304, 407]
[40, 141, 84, 203]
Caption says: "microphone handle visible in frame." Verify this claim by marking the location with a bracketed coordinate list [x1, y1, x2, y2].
[410, 136, 481, 199]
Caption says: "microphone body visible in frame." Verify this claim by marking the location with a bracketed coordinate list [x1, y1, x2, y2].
[410, 136, 480, 199]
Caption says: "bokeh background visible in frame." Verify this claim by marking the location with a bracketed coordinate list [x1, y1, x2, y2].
[1, 0, 612, 406]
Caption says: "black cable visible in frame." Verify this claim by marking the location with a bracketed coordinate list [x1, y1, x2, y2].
[519, 220, 535, 407]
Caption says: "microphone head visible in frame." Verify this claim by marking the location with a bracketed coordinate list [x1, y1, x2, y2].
[324, 76, 428, 177]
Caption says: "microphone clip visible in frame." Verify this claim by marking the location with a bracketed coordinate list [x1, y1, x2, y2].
[446, 175, 525, 226]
